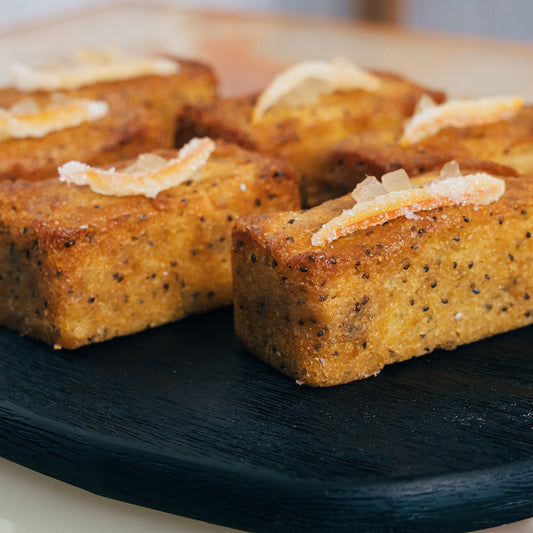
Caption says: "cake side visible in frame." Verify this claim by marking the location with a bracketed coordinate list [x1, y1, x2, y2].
[232, 174, 533, 386]
[0, 141, 300, 349]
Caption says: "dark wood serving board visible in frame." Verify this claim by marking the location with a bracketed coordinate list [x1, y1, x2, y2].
[0, 306, 532, 532]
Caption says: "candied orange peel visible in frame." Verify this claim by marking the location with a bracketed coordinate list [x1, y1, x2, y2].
[11, 48, 180, 92]
[399, 95, 524, 146]
[0, 94, 108, 141]
[252, 57, 381, 123]
[311, 162, 505, 246]
[58, 137, 215, 198]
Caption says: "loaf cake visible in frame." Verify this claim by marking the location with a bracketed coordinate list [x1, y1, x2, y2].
[175, 58, 445, 207]
[2, 49, 217, 133]
[0, 139, 300, 349]
[323, 97, 533, 197]
[232, 162, 533, 386]
[0, 50, 218, 182]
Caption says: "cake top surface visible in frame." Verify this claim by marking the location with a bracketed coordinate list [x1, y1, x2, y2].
[0, 140, 299, 232]
[399, 95, 524, 146]
[10, 48, 181, 92]
[0, 94, 108, 141]
[252, 57, 382, 122]
[234, 163, 524, 277]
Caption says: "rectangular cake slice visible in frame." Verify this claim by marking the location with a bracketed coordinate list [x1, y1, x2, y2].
[0, 54, 217, 131]
[0, 140, 300, 349]
[0, 54, 218, 182]
[232, 166, 533, 386]
[176, 60, 445, 207]
[322, 102, 533, 196]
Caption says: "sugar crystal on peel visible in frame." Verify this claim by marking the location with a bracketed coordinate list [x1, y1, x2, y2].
[351, 176, 387, 203]
[381, 169, 412, 192]
[438, 160, 462, 180]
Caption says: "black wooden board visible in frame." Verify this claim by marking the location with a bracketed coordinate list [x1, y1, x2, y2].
[0, 306, 532, 532]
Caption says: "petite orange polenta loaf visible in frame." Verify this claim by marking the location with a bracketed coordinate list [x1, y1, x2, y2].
[0, 54, 218, 182]
[0, 53, 218, 136]
[232, 168, 533, 386]
[176, 60, 445, 207]
[0, 140, 300, 349]
[323, 101, 533, 196]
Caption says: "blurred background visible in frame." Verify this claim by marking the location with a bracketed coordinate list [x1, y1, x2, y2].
[0, 0, 531, 42]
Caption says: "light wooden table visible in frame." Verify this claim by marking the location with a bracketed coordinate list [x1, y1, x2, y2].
[1, 2, 533, 100]
[0, 4, 532, 533]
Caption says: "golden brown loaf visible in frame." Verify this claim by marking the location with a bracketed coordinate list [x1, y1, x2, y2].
[232, 169, 533, 386]
[0, 141, 300, 349]
[0, 94, 172, 182]
[323, 105, 533, 197]
[176, 70, 445, 207]
[0, 56, 217, 132]
[0, 57, 217, 182]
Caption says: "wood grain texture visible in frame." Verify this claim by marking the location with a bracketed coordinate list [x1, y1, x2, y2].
[0, 307, 532, 532]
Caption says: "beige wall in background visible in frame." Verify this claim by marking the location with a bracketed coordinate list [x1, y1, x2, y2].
[0, 0, 531, 41]
[398, 0, 533, 41]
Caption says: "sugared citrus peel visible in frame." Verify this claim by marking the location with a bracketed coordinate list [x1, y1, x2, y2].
[399, 95, 524, 146]
[0, 94, 108, 141]
[11, 48, 180, 92]
[311, 161, 505, 247]
[252, 57, 381, 123]
[58, 137, 215, 198]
